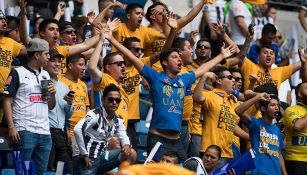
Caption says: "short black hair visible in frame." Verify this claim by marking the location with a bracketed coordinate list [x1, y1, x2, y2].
[98, 0, 112, 12]
[212, 66, 229, 87]
[262, 23, 277, 36]
[102, 83, 120, 99]
[103, 52, 122, 70]
[159, 48, 179, 71]
[229, 68, 241, 75]
[39, 19, 59, 34]
[145, 2, 168, 23]
[206, 145, 222, 159]
[257, 44, 274, 54]
[254, 83, 278, 96]
[259, 94, 279, 112]
[183, 159, 200, 172]
[66, 53, 85, 68]
[171, 37, 189, 50]
[126, 3, 143, 15]
[162, 151, 179, 164]
[122, 37, 140, 48]
[196, 38, 210, 47]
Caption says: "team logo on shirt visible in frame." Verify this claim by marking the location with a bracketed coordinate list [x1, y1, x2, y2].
[258, 127, 280, 157]
[163, 85, 173, 97]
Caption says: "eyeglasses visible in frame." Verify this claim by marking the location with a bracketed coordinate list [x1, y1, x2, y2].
[233, 77, 242, 82]
[108, 61, 126, 67]
[219, 75, 233, 80]
[196, 45, 211, 49]
[129, 47, 144, 52]
[107, 97, 122, 104]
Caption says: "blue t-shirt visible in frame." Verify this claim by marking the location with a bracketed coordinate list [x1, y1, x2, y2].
[141, 65, 195, 132]
[247, 116, 284, 175]
[247, 42, 281, 64]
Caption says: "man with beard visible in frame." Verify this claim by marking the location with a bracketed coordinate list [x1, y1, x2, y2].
[283, 80, 307, 174]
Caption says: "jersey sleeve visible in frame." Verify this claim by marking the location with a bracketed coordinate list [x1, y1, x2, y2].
[283, 107, 299, 129]
[140, 64, 159, 83]
[181, 72, 196, 87]
[12, 40, 23, 57]
[247, 115, 259, 134]
[278, 65, 293, 83]
[3, 70, 19, 97]
[140, 56, 151, 66]
[54, 45, 69, 58]
[232, 1, 247, 18]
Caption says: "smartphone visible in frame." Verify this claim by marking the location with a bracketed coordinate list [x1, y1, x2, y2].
[248, 18, 255, 35]
[67, 91, 75, 97]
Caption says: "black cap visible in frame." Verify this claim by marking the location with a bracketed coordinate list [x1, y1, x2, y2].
[49, 49, 64, 60]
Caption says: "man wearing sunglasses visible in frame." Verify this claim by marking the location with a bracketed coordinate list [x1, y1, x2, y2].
[59, 21, 77, 46]
[88, 32, 129, 127]
[193, 66, 249, 168]
[74, 84, 136, 174]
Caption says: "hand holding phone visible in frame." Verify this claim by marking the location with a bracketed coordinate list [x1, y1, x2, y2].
[67, 91, 75, 97]
[248, 18, 255, 35]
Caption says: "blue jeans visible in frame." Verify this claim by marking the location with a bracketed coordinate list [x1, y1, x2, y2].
[188, 134, 201, 158]
[73, 149, 121, 175]
[180, 124, 190, 154]
[16, 131, 52, 175]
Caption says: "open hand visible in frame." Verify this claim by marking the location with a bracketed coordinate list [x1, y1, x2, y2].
[298, 48, 307, 64]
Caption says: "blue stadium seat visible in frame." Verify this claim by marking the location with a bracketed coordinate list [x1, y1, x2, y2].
[136, 121, 149, 135]
[1, 169, 15, 175]
[137, 148, 147, 163]
[137, 134, 147, 148]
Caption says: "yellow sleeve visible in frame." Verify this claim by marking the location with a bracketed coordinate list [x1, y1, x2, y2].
[283, 107, 298, 129]
[279, 65, 293, 83]
[54, 45, 69, 58]
[12, 40, 23, 57]
[202, 91, 214, 112]
[94, 74, 112, 91]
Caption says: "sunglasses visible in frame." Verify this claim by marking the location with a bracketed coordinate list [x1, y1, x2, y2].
[108, 61, 126, 67]
[107, 97, 122, 104]
[276, 35, 282, 39]
[129, 47, 144, 52]
[220, 75, 233, 80]
[197, 45, 211, 49]
[233, 77, 242, 82]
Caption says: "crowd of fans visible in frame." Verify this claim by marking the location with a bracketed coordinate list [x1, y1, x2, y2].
[0, 0, 306, 174]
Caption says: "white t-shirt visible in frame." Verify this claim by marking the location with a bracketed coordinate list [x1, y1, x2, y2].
[254, 16, 274, 40]
[228, 0, 252, 45]
[203, 0, 226, 24]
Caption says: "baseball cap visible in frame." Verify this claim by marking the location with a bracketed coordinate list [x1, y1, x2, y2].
[27, 38, 49, 52]
[0, 10, 5, 19]
[49, 49, 64, 60]
[59, 21, 75, 33]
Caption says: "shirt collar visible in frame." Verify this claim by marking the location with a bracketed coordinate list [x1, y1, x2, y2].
[24, 65, 41, 76]
[213, 88, 238, 103]
[297, 102, 307, 109]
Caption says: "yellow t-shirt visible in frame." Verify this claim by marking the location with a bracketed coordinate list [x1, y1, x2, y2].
[54, 45, 69, 75]
[92, 73, 129, 124]
[59, 76, 89, 136]
[200, 89, 239, 158]
[144, 39, 166, 57]
[180, 67, 194, 122]
[0, 37, 23, 93]
[283, 103, 307, 161]
[121, 57, 151, 120]
[112, 23, 161, 51]
[241, 58, 293, 90]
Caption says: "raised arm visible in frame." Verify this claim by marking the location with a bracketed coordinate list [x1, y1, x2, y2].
[235, 93, 270, 123]
[194, 43, 236, 78]
[19, 0, 32, 46]
[177, 0, 204, 29]
[87, 30, 104, 85]
[193, 72, 216, 104]
[299, 48, 307, 82]
[298, 8, 307, 33]
[150, 13, 178, 65]
[54, 2, 65, 21]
